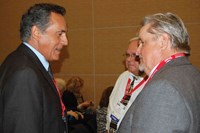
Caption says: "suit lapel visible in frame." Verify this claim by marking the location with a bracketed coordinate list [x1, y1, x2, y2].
[17, 44, 60, 97]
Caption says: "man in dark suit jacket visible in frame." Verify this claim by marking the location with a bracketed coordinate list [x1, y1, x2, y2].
[0, 3, 68, 133]
[118, 12, 200, 133]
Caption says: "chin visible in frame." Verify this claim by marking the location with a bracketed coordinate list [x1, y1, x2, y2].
[52, 57, 60, 61]
[128, 68, 136, 73]
[139, 64, 144, 72]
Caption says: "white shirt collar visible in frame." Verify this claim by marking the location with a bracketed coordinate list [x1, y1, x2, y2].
[23, 42, 49, 71]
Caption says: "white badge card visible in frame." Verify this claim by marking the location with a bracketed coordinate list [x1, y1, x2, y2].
[111, 100, 127, 120]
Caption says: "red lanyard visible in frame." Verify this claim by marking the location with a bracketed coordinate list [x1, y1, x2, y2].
[146, 53, 185, 84]
[53, 79, 66, 117]
[124, 76, 148, 95]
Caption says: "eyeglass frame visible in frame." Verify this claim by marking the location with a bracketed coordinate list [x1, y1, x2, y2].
[123, 53, 137, 58]
[123, 53, 140, 61]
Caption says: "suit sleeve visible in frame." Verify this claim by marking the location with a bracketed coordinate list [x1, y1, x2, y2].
[3, 68, 43, 133]
[130, 79, 190, 133]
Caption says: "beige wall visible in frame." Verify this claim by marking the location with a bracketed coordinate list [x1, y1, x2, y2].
[0, 0, 200, 106]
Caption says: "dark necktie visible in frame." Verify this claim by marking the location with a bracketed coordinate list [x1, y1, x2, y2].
[48, 66, 66, 117]
[48, 66, 54, 79]
[110, 76, 136, 131]
[120, 76, 136, 106]
[128, 76, 136, 92]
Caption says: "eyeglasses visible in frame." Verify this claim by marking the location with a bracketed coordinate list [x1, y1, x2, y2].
[123, 53, 140, 61]
[123, 53, 137, 58]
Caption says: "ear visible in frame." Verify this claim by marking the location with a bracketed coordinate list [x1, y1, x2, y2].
[31, 25, 41, 40]
[160, 33, 171, 50]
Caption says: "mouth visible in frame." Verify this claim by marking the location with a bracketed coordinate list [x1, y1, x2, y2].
[128, 64, 136, 68]
[55, 47, 62, 52]
[55, 48, 62, 55]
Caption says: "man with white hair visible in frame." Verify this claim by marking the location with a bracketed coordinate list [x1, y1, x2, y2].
[106, 37, 147, 132]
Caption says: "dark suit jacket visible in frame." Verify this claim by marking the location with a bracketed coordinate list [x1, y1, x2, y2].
[118, 56, 200, 133]
[0, 44, 66, 133]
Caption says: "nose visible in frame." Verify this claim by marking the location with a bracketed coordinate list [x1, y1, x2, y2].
[136, 43, 142, 56]
[61, 33, 68, 46]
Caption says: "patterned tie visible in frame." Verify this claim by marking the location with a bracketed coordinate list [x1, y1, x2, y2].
[109, 76, 136, 132]
[128, 76, 136, 92]
[120, 76, 136, 106]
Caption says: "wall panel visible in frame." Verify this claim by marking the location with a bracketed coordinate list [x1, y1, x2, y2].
[0, 0, 199, 105]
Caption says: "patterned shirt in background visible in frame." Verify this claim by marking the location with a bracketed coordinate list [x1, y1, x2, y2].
[96, 106, 107, 133]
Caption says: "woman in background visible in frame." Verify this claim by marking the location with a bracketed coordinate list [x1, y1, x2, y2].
[62, 76, 94, 112]
[96, 86, 114, 133]
[62, 76, 96, 133]
[55, 78, 84, 123]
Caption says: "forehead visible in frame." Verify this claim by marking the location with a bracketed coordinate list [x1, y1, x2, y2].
[48, 12, 67, 30]
[139, 23, 151, 39]
[127, 40, 138, 52]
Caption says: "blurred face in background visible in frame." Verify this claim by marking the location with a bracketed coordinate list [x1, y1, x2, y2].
[125, 40, 140, 76]
[74, 82, 83, 93]
[66, 76, 84, 93]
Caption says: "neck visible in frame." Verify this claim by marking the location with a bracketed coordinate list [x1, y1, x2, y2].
[147, 50, 184, 76]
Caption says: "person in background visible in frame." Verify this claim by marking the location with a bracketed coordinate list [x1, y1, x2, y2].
[62, 76, 97, 133]
[106, 37, 148, 132]
[55, 78, 67, 95]
[0, 3, 68, 133]
[62, 76, 94, 113]
[118, 12, 200, 133]
[55, 78, 84, 121]
[56, 78, 95, 133]
[96, 86, 114, 133]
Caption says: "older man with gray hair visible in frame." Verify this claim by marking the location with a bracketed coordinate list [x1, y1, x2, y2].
[118, 12, 200, 133]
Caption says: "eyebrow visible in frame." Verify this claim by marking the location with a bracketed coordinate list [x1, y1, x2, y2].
[60, 30, 66, 33]
[125, 52, 136, 54]
[56, 30, 66, 35]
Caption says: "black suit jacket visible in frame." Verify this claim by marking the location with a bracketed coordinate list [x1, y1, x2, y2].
[0, 44, 66, 133]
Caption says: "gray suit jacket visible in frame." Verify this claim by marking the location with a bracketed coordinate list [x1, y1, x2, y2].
[118, 56, 200, 133]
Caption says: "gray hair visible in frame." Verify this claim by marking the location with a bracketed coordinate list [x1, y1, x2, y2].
[129, 37, 139, 42]
[20, 3, 66, 42]
[141, 12, 190, 55]
[129, 37, 139, 46]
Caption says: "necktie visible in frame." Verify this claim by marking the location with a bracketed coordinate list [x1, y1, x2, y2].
[48, 66, 66, 117]
[48, 67, 54, 79]
[128, 76, 136, 92]
[120, 76, 136, 106]
[110, 76, 136, 132]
